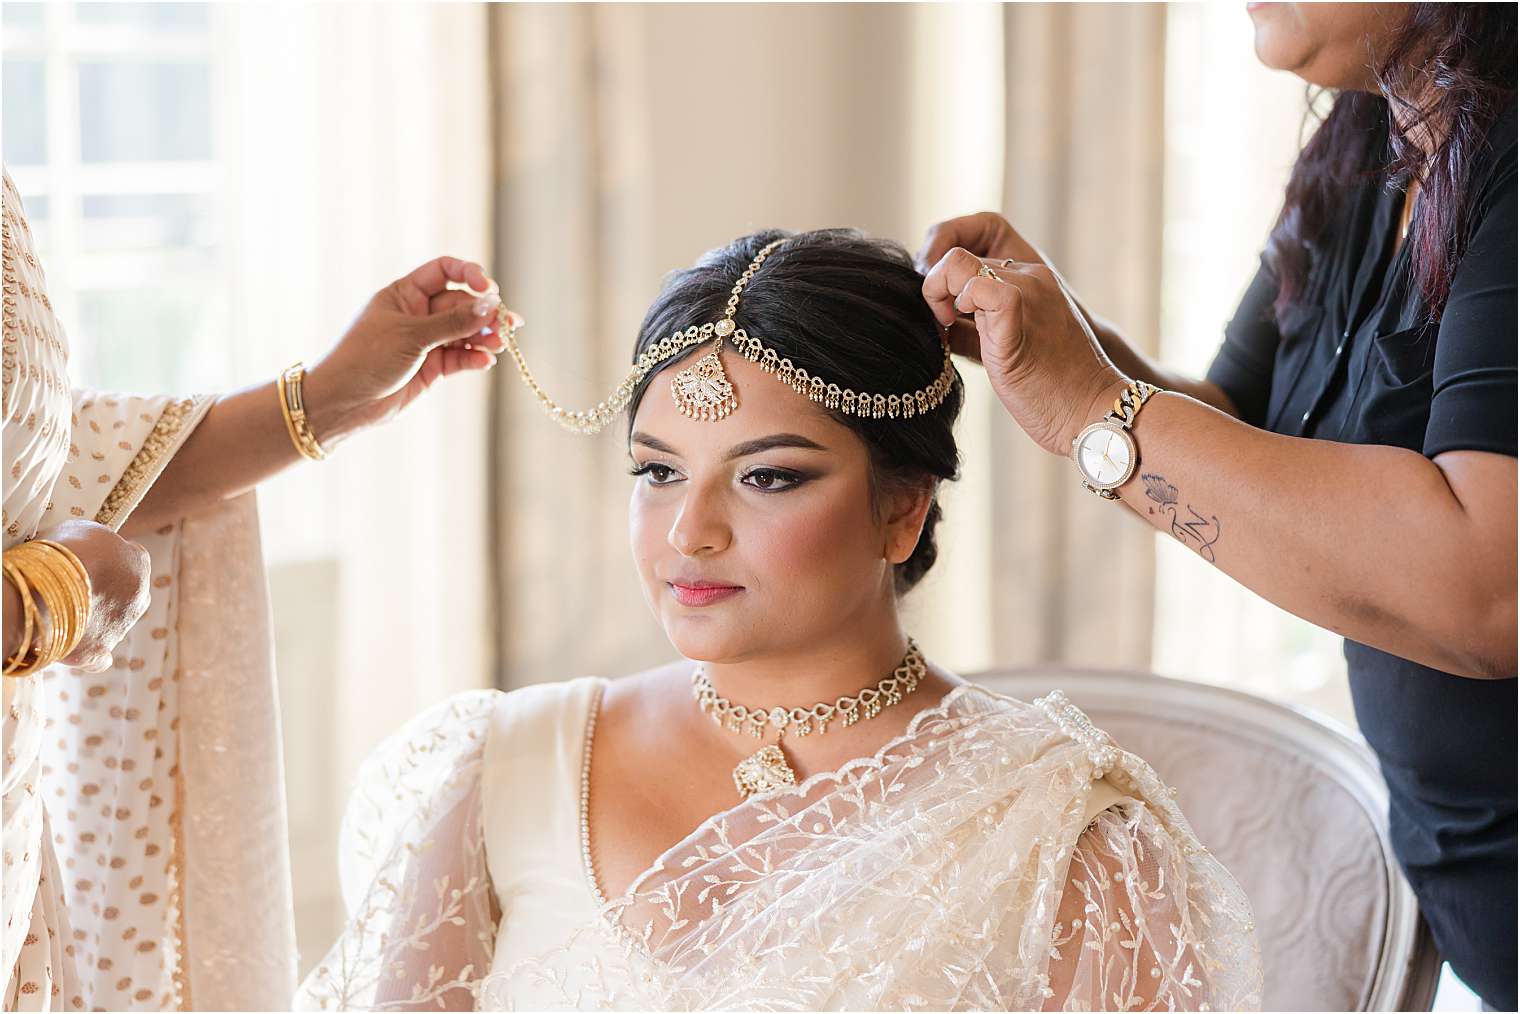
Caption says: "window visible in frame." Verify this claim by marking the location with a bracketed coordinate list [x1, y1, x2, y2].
[2, 1, 231, 396]
[1156, 4, 1353, 722]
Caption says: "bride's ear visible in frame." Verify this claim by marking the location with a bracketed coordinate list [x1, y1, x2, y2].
[882, 481, 935, 565]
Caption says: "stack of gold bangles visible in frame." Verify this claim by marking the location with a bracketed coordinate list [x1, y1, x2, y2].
[3, 539, 92, 677]
[277, 362, 327, 461]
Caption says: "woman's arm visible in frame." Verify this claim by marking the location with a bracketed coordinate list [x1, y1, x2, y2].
[1103, 389, 1515, 678]
[922, 237, 1517, 680]
[124, 256, 507, 533]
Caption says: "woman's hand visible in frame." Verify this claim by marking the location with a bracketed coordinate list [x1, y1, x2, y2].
[301, 256, 516, 447]
[920, 248, 1127, 457]
[14, 521, 155, 672]
[915, 211, 1061, 364]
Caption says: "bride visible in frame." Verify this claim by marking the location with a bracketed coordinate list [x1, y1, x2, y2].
[297, 229, 1263, 1011]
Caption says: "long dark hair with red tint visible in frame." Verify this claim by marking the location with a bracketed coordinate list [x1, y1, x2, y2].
[1267, 3, 1516, 322]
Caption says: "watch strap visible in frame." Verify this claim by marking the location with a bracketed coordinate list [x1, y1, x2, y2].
[1102, 380, 1160, 432]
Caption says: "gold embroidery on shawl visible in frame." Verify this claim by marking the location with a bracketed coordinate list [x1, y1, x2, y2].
[94, 397, 203, 528]
[3, 186, 21, 410]
[167, 745, 192, 1011]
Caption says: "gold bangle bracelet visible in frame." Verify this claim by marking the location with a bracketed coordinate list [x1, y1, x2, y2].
[4, 540, 92, 672]
[16, 554, 64, 668]
[23, 550, 72, 665]
[31, 540, 91, 660]
[3, 559, 37, 676]
[278, 362, 327, 461]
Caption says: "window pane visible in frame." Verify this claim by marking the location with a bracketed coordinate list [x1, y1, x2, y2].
[77, 61, 212, 163]
[81, 193, 216, 251]
[74, 3, 208, 31]
[2, 4, 44, 31]
[73, 283, 221, 393]
[2, 59, 47, 165]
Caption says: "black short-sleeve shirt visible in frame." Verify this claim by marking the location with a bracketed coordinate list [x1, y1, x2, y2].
[1207, 104, 1517, 1007]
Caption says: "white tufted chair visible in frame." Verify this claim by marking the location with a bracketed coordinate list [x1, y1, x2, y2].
[973, 667, 1441, 1012]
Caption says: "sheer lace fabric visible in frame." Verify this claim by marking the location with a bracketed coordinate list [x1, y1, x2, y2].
[298, 683, 1262, 1011]
[298, 692, 497, 1011]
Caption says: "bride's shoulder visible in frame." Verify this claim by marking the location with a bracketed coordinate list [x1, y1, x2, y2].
[487, 674, 607, 735]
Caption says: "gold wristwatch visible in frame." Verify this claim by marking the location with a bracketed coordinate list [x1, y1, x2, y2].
[1071, 380, 1160, 500]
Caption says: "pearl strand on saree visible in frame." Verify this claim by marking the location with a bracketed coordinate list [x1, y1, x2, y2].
[296, 678, 1263, 1011]
[2, 168, 296, 1011]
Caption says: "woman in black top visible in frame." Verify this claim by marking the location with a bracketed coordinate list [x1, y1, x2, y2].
[919, 3, 1516, 1007]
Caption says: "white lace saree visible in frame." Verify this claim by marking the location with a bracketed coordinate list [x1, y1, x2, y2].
[298, 679, 1263, 1011]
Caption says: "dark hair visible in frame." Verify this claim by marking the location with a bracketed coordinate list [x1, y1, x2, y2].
[1267, 3, 1516, 322]
[627, 228, 963, 595]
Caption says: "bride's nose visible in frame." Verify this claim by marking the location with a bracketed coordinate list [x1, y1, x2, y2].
[668, 484, 733, 557]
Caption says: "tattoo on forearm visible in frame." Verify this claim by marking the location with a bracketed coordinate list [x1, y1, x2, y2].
[1141, 473, 1222, 563]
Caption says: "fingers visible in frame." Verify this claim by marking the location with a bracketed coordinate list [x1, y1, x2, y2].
[395, 256, 492, 314]
[915, 212, 1007, 273]
[405, 256, 490, 298]
[953, 272, 1022, 317]
[399, 345, 497, 406]
[921, 247, 990, 326]
[409, 288, 502, 352]
[431, 291, 507, 354]
[428, 289, 477, 316]
[434, 344, 497, 375]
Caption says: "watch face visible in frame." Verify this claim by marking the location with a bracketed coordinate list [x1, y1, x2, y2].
[1075, 424, 1133, 488]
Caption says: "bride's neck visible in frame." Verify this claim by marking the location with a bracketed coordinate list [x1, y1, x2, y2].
[698, 613, 913, 709]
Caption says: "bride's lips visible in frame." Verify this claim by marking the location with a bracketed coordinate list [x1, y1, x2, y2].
[668, 581, 743, 607]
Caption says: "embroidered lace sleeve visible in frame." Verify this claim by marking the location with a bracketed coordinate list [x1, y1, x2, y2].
[295, 692, 499, 1011]
[1046, 801, 1228, 1012]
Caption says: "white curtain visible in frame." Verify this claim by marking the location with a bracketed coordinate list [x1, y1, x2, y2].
[216, 2, 495, 971]
[982, 2, 1169, 670]
[1154, 3, 1354, 721]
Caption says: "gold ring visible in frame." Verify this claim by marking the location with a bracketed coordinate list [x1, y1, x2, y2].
[977, 264, 1000, 281]
[1000, 258, 1016, 268]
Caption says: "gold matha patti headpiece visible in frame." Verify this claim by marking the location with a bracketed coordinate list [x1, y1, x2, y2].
[499, 237, 956, 435]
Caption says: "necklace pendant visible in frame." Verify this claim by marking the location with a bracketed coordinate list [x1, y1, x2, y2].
[733, 743, 797, 799]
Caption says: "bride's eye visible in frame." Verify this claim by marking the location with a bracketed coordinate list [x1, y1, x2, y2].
[740, 467, 805, 492]
[629, 462, 681, 485]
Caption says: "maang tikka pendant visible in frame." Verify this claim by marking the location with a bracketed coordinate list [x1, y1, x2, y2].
[671, 338, 738, 421]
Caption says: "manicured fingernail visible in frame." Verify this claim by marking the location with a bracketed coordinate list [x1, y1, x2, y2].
[474, 294, 500, 316]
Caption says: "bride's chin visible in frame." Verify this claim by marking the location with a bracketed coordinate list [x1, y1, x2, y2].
[660, 616, 749, 664]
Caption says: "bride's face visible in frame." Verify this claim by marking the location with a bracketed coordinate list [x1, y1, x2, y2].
[628, 350, 924, 662]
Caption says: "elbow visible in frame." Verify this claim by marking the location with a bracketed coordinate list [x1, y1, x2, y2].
[1471, 592, 1518, 679]
[1441, 589, 1517, 680]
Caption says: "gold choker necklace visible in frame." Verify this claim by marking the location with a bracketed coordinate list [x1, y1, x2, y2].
[692, 640, 926, 798]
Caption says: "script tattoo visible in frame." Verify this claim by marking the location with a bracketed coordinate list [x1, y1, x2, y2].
[1140, 472, 1222, 564]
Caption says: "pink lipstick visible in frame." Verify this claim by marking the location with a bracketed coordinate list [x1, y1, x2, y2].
[668, 581, 743, 607]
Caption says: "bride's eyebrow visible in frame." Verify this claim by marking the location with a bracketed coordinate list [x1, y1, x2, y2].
[628, 432, 830, 460]
[630, 432, 679, 455]
[723, 434, 828, 460]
